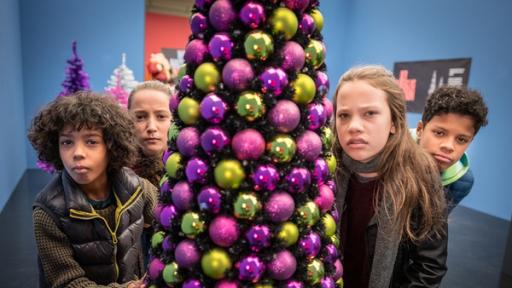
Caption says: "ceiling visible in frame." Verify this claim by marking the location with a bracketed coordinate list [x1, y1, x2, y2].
[145, 0, 195, 17]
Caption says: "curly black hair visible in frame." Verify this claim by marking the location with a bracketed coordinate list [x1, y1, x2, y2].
[28, 91, 138, 173]
[422, 85, 488, 134]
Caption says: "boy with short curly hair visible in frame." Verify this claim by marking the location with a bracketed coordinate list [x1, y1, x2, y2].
[415, 85, 488, 213]
[28, 92, 156, 288]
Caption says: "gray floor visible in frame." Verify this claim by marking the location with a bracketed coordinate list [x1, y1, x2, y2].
[0, 169, 510, 287]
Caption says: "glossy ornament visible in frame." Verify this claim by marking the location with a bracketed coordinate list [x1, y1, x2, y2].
[159, 205, 178, 230]
[179, 74, 195, 94]
[181, 212, 205, 238]
[322, 213, 337, 237]
[165, 152, 183, 179]
[244, 31, 274, 62]
[214, 159, 246, 189]
[209, 33, 234, 62]
[190, 13, 209, 38]
[316, 71, 330, 98]
[321, 127, 334, 150]
[310, 9, 324, 31]
[285, 167, 311, 193]
[200, 127, 230, 155]
[151, 231, 165, 249]
[163, 262, 181, 285]
[240, 1, 266, 29]
[312, 157, 329, 184]
[267, 134, 296, 163]
[198, 186, 222, 213]
[178, 97, 200, 125]
[270, 7, 298, 40]
[259, 67, 288, 96]
[185, 157, 209, 184]
[246, 224, 271, 252]
[236, 91, 265, 122]
[276, 222, 299, 246]
[314, 184, 334, 212]
[306, 103, 327, 130]
[237, 255, 265, 283]
[291, 74, 316, 105]
[194, 62, 220, 92]
[325, 153, 337, 174]
[306, 259, 325, 285]
[299, 14, 315, 36]
[234, 193, 261, 219]
[304, 39, 326, 69]
[252, 164, 280, 191]
[299, 231, 322, 259]
[200, 93, 228, 124]
[297, 201, 320, 227]
[201, 248, 232, 279]
[283, 0, 310, 13]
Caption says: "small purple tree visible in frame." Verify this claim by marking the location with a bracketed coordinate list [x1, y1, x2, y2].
[59, 41, 90, 96]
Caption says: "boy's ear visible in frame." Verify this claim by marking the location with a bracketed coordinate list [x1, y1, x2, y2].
[416, 121, 424, 139]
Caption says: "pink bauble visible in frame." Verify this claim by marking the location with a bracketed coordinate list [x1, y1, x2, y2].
[283, 0, 310, 13]
[184, 39, 209, 65]
[148, 257, 165, 280]
[172, 181, 194, 211]
[296, 130, 322, 161]
[209, 0, 237, 32]
[231, 128, 265, 160]
[175, 239, 201, 269]
[177, 127, 201, 157]
[222, 58, 254, 91]
[322, 97, 333, 120]
[333, 259, 344, 280]
[209, 215, 240, 247]
[314, 184, 334, 212]
[267, 250, 297, 280]
[268, 100, 301, 133]
[215, 280, 239, 288]
[280, 41, 305, 73]
[265, 192, 295, 222]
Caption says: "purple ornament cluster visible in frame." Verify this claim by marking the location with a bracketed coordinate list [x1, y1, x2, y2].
[149, 0, 342, 287]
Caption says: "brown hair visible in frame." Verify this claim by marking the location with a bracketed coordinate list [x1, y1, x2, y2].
[28, 91, 138, 173]
[332, 65, 446, 242]
[127, 80, 172, 109]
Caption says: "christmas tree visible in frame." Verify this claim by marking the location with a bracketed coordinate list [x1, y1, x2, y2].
[106, 53, 138, 95]
[105, 73, 129, 108]
[58, 41, 90, 97]
[149, 0, 342, 287]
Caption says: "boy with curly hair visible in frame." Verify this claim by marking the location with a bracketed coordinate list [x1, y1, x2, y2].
[415, 85, 488, 213]
[28, 92, 156, 288]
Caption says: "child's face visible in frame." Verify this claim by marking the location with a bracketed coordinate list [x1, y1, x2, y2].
[130, 89, 172, 157]
[59, 125, 108, 188]
[417, 113, 475, 172]
[336, 80, 395, 163]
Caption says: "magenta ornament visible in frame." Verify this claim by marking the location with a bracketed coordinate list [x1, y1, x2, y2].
[231, 129, 265, 160]
[333, 259, 343, 280]
[200, 127, 230, 155]
[197, 186, 222, 213]
[184, 39, 209, 65]
[222, 58, 254, 91]
[259, 67, 288, 96]
[245, 224, 271, 252]
[160, 179, 170, 197]
[183, 279, 204, 288]
[296, 131, 322, 161]
[299, 231, 321, 259]
[240, 1, 266, 29]
[209, 33, 234, 62]
[148, 257, 165, 280]
[170, 92, 179, 111]
[195, 0, 213, 10]
[285, 280, 304, 288]
[154, 203, 164, 220]
[267, 250, 297, 280]
[280, 41, 305, 72]
[265, 192, 295, 222]
[283, 0, 310, 13]
[209, 0, 237, 32]
[237, 255, 265, 283]
[299, 14, 316, 36]
[209, 215, 240, 247]
[179, 75, 194, 93]
[172, 181, 194, 211]
[314, 184, 335, 212]
[316, 71, 330, 98]
[185, 157, 209, 184]
[162, 149, 172, 165]
[322, 97, 333, 120]
[191, 13, 209, 38]
[175, 239, 201, 269]
[268, 100, 301, 133]
[252, 164, 280, 191]
[326, 179, 336, 192]
[200, 93, 228, 124]
[159, 204, 178, 230]
[331, 207, 340, 223]
[177, 127, 201, 157]
[312, 157, 329, 184]
[324, 244, 339, 264]
[321, 277, 335, 288]
[306, 103, 327, 130]
[285, 167, 311, 193]
[162, 235, 175, 252]
[215, 280, 239, 288]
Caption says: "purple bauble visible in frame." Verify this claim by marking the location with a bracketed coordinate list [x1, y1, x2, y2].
[170, 92, 179, 111]
[175, 239, 201, 269]
[315, 184, 335, 212]
[324, 244, 339, 264]
[299, 231, 321, 259]
[316, 71, 330, 98]
[306, 103, 327, 130]
[312, 157, 329, 184]
[200, 127, 230, 154]
[259, 67, 288, 96]
[195, 0, 214, 10]
[331, 207, 340, 223]
[183, 279, 204, 288]
[160, 179, 170, 198]
[326, 179, 336, 191]
[172, 181, 194, 211]
[159, 204, 178, 229]
[148, 257, 165, 280]
[283, 0, 310, 13]
[322, 97, 333, 120]
[190, 13, 209, 37]
[162, 235, 175, 252]
[267, 250, 297, 280]
[209, 33, 234, 62]
[268, 100, 301, 133]
[265, 192, 295, 222]
[285, 167, 311, 193]
[280, 41, 305, 72]
[209, 215, 240, 247]
[333, 259, 344, 280]
[252, 164, 280, 191]
[296, 131, 322, 161]
[239, 1, 266, 29]
[197, 186, 222, 213]
[185, 157, 209, 184]
[245, 224, 271, 252]
[231, 129, 265, 160]
[179, 74, 194, 93]
[209, 0, 236, 32]
[215, 280, 238, 288]
[299, 14, 316, 36]
[321, 277, 335, 288]
[200, 93, 228, 124]
[177, 127, 200, 157]
[222, 58, 254, 91]
[237, 255, 265, 283]
[162, 149, 172, 164]
[184, 39, 209, 65]
[285, 280, 304, 288]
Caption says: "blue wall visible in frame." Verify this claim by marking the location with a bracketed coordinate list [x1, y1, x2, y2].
[0, 0, 28, 211]
[20, 0, 145, 170]
[322, 0, 512, 220]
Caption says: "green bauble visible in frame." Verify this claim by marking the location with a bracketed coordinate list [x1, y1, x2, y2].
[321, 127, 334, 149]
[214, 159, 246, 189]
[291, 74, 316, 105]
[168, 122, 180, 142]
[255, 284, 274, 288]
[201, 248, 232, 279]
[307, 259, 325, 285]
[276, 221, 299, 247]
[297, 201, 320, 227]
[305, 39, 326, 69]
[178, 97, 200, 125]
[270, 7, 298, 40]
[162, 262, 181, 285]
[322, 214, 337, 237]
[330, 234, 340, 248]
[234, 193, 261, 220]
[194, 62, 220, 92]
[236, 91, 265, 122]
[310, 9, 324, 32]
[267, 134, 296, 163]
[336, 278, 344, 287]
[177, 64, 187, 82]
[151, 231, 165, 249]
[326, 153, 337, 175]
[181, 212, 205, 238]
[159, 174, 168, 187]
[165, 152, 183, 179]
[244, 31, 274, 61]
